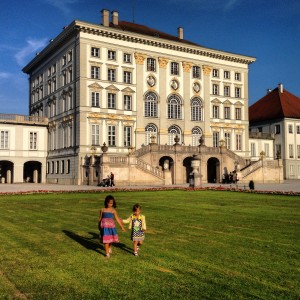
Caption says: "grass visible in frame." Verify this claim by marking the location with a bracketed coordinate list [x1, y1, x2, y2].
[0, 190, 299, 300]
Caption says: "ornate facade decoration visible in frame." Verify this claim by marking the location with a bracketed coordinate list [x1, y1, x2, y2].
[134, 52, 146, 65]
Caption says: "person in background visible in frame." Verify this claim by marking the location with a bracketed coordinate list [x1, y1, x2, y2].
[110, 172, 115, 187]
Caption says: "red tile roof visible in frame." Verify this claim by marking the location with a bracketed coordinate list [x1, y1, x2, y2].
[110, 21, 200, 46]
[249, 87, 300, 123]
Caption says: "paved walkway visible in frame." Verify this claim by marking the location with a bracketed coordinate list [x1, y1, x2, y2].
[0, 180, 300, 194]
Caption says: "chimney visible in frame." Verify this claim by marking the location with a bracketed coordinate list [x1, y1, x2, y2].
[278, 83, 283, 93]
[112, 11, 119, 26]
[177, 27, 184, 39]
[267, 89, 272, 94]
[101, 9, 110, 27]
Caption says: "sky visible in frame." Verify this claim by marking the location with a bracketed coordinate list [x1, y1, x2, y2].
[0, 0, 299, 115]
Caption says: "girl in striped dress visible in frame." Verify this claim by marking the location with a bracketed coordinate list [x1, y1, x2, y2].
[123, 203, 146, 256]
[99, 195, 125, 257]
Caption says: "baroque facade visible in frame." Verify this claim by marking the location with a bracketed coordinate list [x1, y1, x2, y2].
[21, 9, 259, 185]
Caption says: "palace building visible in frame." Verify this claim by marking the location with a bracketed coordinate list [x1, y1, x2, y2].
[3, 9, 282, 186]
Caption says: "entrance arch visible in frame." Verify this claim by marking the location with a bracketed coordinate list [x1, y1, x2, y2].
[0, 160, 14, 183]
[159, 156, 174, 184]
[183, 156, 193, 183]
[207, 157, 220, 183]
[24, 161, 42, 183]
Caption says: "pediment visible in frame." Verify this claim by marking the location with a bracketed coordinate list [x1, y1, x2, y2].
[88, 82, 103, 90]
[234, 101, 243, 106]
[223, 99, 232, 105]
[122, 87, 135, 93]
[105, 84, 120, 92]
[211, 98, 221, 104]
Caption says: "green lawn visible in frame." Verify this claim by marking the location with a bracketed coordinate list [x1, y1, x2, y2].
[0, 190, 299, 299]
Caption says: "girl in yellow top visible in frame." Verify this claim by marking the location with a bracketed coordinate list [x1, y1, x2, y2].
[123, 203, 146, 256]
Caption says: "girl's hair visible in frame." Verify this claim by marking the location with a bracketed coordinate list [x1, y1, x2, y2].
[104, 195, 117, 208]
[132, 203, 141, 212]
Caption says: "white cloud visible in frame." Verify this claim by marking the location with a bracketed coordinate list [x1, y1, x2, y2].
[15, 38, 48, 66]
[42, 0, 80, 15]
[0, 72, 11, 79]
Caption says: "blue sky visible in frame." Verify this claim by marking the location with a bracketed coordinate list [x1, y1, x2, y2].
[0, 0, 299, 115]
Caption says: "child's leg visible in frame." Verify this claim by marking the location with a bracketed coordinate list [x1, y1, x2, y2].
[133, 241, 138, 253]
[104, 243, 110, 256]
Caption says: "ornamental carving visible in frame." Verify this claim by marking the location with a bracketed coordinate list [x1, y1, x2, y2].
[158, 57, 169, 68]
[193, 82, 201, 93]
[147, 75, 156, 87]
[202, 65, 212, 76]
[170, 79, 179, 91]
[182, 61, 193, 72]
[134, 53, 147, 65]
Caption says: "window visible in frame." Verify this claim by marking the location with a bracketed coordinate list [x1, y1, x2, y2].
[52, 64, 56, 74]
[147, 58, 156, 72]
[235, 72, 241, 81]
[168, 125, 181, 145]
[251, 143, 256, 157]
[235, 87, 241, 98]
[212, 105, 219, 119]
[212, 84, 219, 95]
[224, 107, 230, 119]
[144, 92, 158, 117]
[224, 71, 230, 79]
[51, 161, 54, 174]
[168, 95, 182, 119]
[62, 71, 67, 86]
[225, 132, 231, 150]
[108, 50, 116, 60]
[108, 125, 116, 146]
[275, 144, 281, 158]
[123, 71, 132, 84]
[91, 47, 100, 57]
[61, 160, 65, 174]
[68, 51, 72, 62]
[91, 92, 100, 107]
[0, 130, 9, 149]
[235, 107, 242, 120]
[289, 144, 294, 158]
[212, 69, 219, 77]
[108, 93, 116, 109]
[191, 98, 203, 121]
[124, 126, 131, 147]
[91, 124, 100, 146]
[108, 69, 116, 81]
[236, 134, 242, 151]
[47, 162, 50, 174]
[213, 132, 219, 147]
[224, 86, 230, 97]
[145, 124, 157, 145]
[192, 66, 200, 78]
[56, 161, 59, 174]
[297, 145, 300, 158]
[264, 143, 270, 157]
[123, 53, 132, 63]
[297, 125, 300, 134]
[275, 124, 281, 134]
[67, 159, 70, 174]
[91, 66, 100, 79]
[289, 165, 295, 176]
[124, 95, 132, 111]
[171, 62, 179, 75]
[29, 132, 37, 150]
[62, 55, 66, 66]
[288, 124, 293, 134]
[192, 127, 202, 146]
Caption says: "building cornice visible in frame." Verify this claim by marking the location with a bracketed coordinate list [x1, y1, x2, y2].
[23, 20, 256, 73]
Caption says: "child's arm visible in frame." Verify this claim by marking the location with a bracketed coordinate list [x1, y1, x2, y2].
[114, 210, 125, 231]
[122, 216, 131, 224]
[142, 215, 146, 231]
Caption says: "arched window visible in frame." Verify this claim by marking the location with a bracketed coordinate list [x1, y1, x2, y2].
[144, 92, 158, 117]
[192, 127, 202, 146]
[191, 97, 203, 121]
[168, 125, 181, 145]
[145, 124, 158, 145]
[168, 95, 182, 119]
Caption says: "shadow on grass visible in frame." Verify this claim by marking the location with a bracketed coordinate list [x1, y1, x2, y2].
[63, 230, 132, 256]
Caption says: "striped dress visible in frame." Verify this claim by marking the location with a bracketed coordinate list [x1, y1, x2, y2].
[99, 211, 119, 244]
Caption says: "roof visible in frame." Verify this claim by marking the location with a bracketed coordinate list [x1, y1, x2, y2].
[110, 21, 199, 46]
[249, 86, 300, 123]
